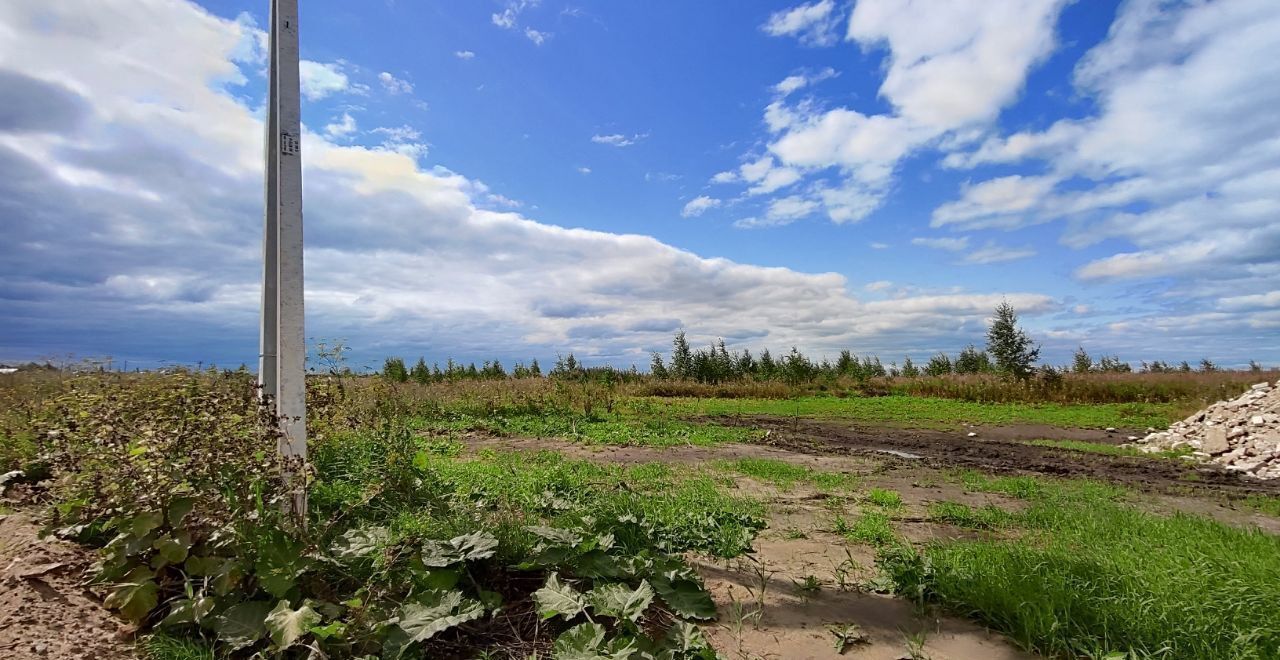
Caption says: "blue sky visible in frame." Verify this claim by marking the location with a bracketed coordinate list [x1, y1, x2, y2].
[1, 0, 1277, 371]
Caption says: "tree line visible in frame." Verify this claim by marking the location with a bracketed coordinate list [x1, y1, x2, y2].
[379, 302, 1267, 384]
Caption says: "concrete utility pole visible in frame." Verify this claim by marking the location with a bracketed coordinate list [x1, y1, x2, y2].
[260, 0, 307, 516]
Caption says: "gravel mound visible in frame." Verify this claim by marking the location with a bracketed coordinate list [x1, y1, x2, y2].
[1135, 380, 1280, 479]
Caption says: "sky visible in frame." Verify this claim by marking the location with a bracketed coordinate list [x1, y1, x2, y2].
[1, 0, 1277, 371]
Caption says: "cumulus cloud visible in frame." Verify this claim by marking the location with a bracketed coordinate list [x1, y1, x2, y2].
[762, 0, 843, 47]
[933, 0, 1280, 317]
[324, 112, 357, 139]
[591, 133, 647, 147]
[454, 50, 476, 60]
[299, 60, 349, 100]
[681, 196, 721, 218]
[722, 0, 1069, 226]
[0, 0, 1063, 368]
[377, 71, 414, 95]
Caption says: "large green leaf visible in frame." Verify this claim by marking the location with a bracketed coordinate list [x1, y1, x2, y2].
[553, 623, 606, 659]
[588, 580, 654, 622]
[420, 531, 500, 567]
[102, 566, 158, 623]
[664, 621, 709, 653]
[152, 532, 192, 564]
[166, 497, 196, 527]
[394, 590, 485, 652]
[527, 525, 583, 547]
[652, 575, 716, 621]
[449, 531, 498, 561]
[330, 526, 389, 561]
[533, 572, 587, 620]
[553, 623, 639, 660]
[214, 600, 274, 650]
[159, 596, 216, 628]
[129, 510, 163, 538]
[264, 599, 322, 650]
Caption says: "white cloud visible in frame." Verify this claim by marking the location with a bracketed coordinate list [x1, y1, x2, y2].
[911, 237, 970, 252]
[681, 196, 721, 218]
[378, 71, 413, 95]
[773, 67, 838, 96]
[961, 242, 1037, 265]
[724, 0, 1069, 226]
[454, 50, 476, 60]
[709, 170, 738, 184]
[371, 125, 422, 142]
[762, 0, 842, 47]
[324, 112, 357, 139]
[576, 166, 591, 175]
[299, 60, 349, 100]
[869, 242, 889, 250]
[591, 133, 646, 147]
[765, 195, 818, 222]
[932, 175, 1059, 228]
[0, 0, 1074, 368]
[933, 0, 1280, 303]
[524, 28, 550, 45]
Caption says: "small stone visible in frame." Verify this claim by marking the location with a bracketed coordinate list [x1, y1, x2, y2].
[1251, 415, 1266, 426]
[1127, 435, 1138, 441]
[1202, 427, 1230, 455]
[967, 432, 978, 437]
[1105, 427, 1117, 432]
[1252, 382, 1271, 390]
[1228, 427, 1247, 440]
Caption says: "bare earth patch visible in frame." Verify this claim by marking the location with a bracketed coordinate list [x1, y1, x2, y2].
[0, 511, 135, 660]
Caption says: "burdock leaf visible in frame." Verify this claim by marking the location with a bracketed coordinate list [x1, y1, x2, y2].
[395, 590, 485, 647]
[587, 580, 654, 622]
[652, 576, 716, 621]
[103, 566, 158, 623]
[213, 600, 274, 650]
[330, 526, 389, 561]
[264, 599, 322, 650]
[553, 622, 607, 659]
[449, 531, 498, 561]
[533, 572, 587, 620]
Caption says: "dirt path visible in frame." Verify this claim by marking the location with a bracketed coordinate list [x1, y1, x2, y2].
[0, 511, 135, 660]
[718, 415, 1280, 497]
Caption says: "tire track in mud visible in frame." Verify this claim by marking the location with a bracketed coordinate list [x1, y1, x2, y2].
[712, 415, 1280, 497]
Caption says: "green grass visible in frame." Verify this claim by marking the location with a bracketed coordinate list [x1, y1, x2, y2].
[841, 510, 898, 546]
[721, 457, 859, 492]
[653, 395, 1176, 430]
[140, 633, 215, 660]
[420, 412, 761, 447]
[1241, 495, 1280, 518]
[888, 474, 1280, 659]
[864, 488, 902, 508]
[927, 501, 1014, 530]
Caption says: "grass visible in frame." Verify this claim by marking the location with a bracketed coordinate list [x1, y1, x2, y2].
[1241, 494, 1280, 518]
[655, 395, 1176, 430]
[864, 487, 903, 508]
[839, 510, 898, 546]
[927, 501, 1015, 530]
[419, 411, 761, 447]
[721, 457, 859, 491]
[139, 633, 215, 660]
[888, 473, 1280, 659]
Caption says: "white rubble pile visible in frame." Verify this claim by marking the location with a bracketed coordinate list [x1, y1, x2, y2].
[1133, 380, 1280, 479]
